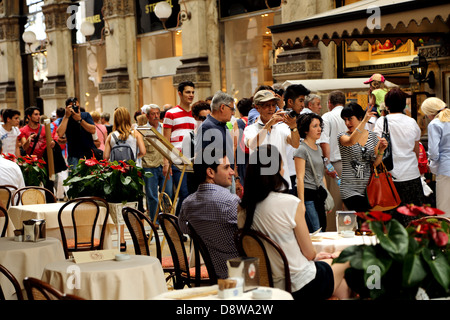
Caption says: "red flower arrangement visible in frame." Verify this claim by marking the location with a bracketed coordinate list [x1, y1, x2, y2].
[63, 155, 151, 203]
[2, 153, 47, 186]
[335, 205, 450, 299]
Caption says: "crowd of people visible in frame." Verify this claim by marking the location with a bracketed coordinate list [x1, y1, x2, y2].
[1, 75, 449, 299]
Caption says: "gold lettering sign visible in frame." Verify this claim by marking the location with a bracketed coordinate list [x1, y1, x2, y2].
[84, 14, 102, 24]
[145, 0, 173, 14]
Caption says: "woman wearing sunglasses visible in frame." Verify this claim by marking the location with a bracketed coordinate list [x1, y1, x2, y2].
[338, 102, 388, 212]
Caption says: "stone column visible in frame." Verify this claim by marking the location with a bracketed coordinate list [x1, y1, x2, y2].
[0, 1, 23, 111]
[272, 0, 336, 82]
[40, 0, 75, 116]
[173, 0, 219, 100]
[99, 0, 138, 116]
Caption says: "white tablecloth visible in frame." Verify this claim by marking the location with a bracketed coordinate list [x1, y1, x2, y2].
[0, 237, 65, 300]
[312, 232, 377, 253]
[42, 255, 168, 300]
[152, 285, 293, 300]
[7, 203, 115, 249]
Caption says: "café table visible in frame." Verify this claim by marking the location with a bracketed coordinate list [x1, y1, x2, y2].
[42, 255, 168, 300]
[6, 203, 116, 249]
[0, 237, 65, 300]
[311, 232, 377, 253]
[152, 284, 294, 300]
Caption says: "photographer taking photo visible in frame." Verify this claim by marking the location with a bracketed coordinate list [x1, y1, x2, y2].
[57, 97, 97, 169]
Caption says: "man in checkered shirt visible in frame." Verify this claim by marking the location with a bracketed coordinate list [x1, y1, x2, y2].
[178, 150, 240, 279]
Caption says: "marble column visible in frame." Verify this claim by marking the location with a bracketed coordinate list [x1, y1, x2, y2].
[40, 0, 75, 116]
[0, 2, 23, 111]
[272, 0, 336, 82]
[173, 0, 219, 100]
[99, 0, 138, 116]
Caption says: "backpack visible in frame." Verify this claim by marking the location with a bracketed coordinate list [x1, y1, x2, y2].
[110, 133, 135, 162]
[238, 117, 250, 154]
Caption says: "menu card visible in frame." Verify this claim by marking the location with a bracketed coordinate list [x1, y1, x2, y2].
[72, 250, 119, 264]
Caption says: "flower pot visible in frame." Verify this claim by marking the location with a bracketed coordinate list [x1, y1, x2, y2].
[108, 202, 139, 227]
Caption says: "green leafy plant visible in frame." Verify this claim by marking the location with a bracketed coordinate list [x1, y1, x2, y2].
[2, 153, 47, 186]
[334, 206, 450, 300]
[63, 155, 152, 203]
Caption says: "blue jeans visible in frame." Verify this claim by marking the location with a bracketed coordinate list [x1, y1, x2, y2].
[305, 200, 321, 233]
[143, 166, 173, 221]
[171, 165, 189, 216]
[68, 156, 80, 171]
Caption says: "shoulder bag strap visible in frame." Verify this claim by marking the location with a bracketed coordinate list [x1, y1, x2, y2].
[29, 125, 42, 155]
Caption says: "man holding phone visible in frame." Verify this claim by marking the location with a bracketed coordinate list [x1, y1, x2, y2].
[56, 97, 96, 169]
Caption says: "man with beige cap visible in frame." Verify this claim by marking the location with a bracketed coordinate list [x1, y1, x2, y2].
[243, 90, 300, 189]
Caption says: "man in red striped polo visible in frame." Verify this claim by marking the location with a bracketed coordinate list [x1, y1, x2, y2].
[163, 81, 196, 215]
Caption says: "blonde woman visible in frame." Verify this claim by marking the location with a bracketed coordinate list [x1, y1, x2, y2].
[91, 111, 108, 151]
[103, 107, 146, 251]
[420, 97, 450, 217]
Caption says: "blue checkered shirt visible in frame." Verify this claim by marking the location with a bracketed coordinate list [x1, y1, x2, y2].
[179, 183, 240, 279]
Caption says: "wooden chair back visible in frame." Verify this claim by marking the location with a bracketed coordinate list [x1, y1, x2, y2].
[0, 206, 9, 238]
[187, 222, 217, 286]
[235, 229, 291, 292]
[0, 264, 24, 300]
[12, 186, 57, 206]
[0, 185, 17, 210]
[122, 206, 161, 261]
[23, 277, 84, 300]
[159, 192, 173, 215]
[58, 197, 110, 259]
[158, 213, 191, 289]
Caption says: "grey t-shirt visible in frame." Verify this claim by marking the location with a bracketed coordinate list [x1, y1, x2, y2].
[293, 142, 325, 190]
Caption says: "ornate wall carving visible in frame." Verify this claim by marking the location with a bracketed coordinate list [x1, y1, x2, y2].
[0, 17, 20, 41]
[102, 0, 135, 18]
[42, 3, 72, 31]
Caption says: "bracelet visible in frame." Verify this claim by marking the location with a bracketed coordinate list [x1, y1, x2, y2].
[356, 128, 363, 134]
[377, 150, 384, 156]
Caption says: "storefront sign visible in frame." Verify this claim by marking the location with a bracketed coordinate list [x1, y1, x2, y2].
[136, 0, 180, 34]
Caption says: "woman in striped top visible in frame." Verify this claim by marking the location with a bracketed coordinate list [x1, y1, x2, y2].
[338, 103, 388, 212]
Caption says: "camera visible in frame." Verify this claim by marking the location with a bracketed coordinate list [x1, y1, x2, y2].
[288, 109, 298, 118]
[72, 103, 79, 113]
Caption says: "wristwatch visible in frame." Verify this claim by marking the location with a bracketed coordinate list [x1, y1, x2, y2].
[77, 119, 82, 124]
[290, 127, 298, 132]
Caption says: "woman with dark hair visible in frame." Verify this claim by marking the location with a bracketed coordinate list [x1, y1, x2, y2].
[238, 144, 350, 300]
[374, 88, 424, 226]
[294, 113, 328, 233]
[338, 103, 388, 212]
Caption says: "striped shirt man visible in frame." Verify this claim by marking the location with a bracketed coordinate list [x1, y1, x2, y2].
[163, 105, 195, 151]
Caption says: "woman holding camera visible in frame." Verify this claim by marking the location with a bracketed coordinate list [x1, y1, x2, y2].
[338, 103, 388, 212]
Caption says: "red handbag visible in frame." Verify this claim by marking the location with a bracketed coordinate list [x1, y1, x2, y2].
[366, 163, 401, 211]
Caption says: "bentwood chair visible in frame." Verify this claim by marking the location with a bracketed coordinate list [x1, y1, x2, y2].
[12, 186, 57, 206]
[23, 277, 84, 300]
[0, 185, 17, 210]
[187, 222, 218, 287]
[122, 206, 175, 282]
[58, 196, 110, 259]
[0, 206, 9, 237]
[234, 229, 292, 293]
[0, 264, 24, 300]
[158, 213, 210, 289]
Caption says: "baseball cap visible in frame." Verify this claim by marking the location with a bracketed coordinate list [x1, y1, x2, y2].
[364, 73, 385, 84]
[253, 90, 280, 105]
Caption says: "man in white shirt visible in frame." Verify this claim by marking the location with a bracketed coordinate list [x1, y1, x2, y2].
[0, 139, 26, 202]
[317, 91, 348, 229]
[0, 109, 21, 156]
[301, 94, 322, 115]
[244, 90, 299, 189]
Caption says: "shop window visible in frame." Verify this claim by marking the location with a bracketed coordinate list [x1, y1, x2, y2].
[222, 12, 275, 100]
[136, 0, 181, 34]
